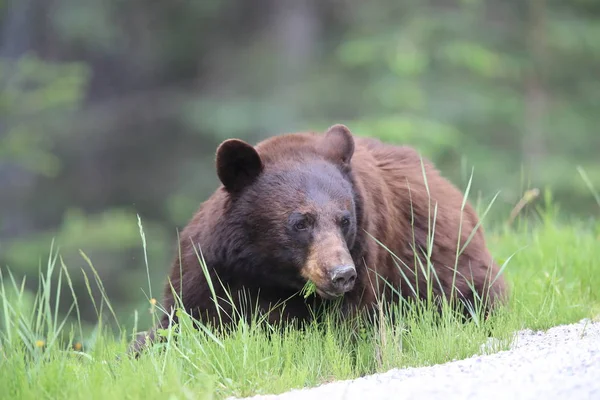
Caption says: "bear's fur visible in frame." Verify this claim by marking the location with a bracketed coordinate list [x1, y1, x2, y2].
[130, 124, 508, 353]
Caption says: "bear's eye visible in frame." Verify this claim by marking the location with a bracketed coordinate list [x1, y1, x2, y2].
[340, 216, 350, 227]
[294, 220, 309, 231]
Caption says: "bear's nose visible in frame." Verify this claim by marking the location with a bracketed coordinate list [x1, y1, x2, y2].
[330, 265, 357, 292]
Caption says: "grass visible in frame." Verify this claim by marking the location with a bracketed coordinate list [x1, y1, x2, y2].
[1, 195, 599, 400]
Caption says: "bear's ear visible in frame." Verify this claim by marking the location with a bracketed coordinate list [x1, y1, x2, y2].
[322, 124, 355, 167]
[216, 139, 264, 193]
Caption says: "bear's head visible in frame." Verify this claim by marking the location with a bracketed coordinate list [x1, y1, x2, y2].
[214, 124, 360, 300]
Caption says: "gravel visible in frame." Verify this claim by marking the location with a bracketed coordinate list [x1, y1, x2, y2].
[233, 318, 600, 400]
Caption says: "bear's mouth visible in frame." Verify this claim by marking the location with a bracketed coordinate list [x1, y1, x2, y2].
[315, 288, 345, 300]
[301, 280, 345, 300]
[300, 267, 356, 301]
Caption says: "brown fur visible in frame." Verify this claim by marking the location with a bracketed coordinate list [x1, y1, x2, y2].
[129, 124, 508, 354]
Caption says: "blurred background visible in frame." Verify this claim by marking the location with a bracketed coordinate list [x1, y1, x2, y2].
[1, 0, 599, 335]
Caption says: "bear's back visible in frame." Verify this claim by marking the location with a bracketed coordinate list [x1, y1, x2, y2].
[352, 135, 506, 309]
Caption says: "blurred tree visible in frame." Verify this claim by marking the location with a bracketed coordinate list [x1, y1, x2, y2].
[281, 0, 600, 218]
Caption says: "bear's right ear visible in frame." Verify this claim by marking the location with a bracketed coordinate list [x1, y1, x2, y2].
[216, 139, 264, 193]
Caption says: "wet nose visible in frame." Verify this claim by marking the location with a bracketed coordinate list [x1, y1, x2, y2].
[330, 265, 357, 291]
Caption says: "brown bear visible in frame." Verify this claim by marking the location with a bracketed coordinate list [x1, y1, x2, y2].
[130, 124, 508, 354]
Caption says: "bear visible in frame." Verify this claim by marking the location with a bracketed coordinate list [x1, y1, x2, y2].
[129, 124, 508, 354]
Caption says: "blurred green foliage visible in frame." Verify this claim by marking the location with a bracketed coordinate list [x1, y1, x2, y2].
[0, 0, 599, 333]
[0, 55, 89, 176]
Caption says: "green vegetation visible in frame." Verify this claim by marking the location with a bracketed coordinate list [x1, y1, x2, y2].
[300, 280, 317, 299]
[1, 200, 598, 399]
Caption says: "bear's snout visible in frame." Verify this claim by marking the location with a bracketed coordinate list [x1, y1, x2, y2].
[301, 232, 356, 299]
[329, 265, 356, 293]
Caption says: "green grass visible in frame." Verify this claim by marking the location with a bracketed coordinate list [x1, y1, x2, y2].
[1, 205, 599, 400]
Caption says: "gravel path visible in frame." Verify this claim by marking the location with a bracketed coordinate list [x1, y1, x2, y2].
[235, 318, 600, 400]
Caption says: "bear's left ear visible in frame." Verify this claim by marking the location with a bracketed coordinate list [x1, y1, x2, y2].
[216, 139, 264, 193]
[322, 124, 355, 167]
